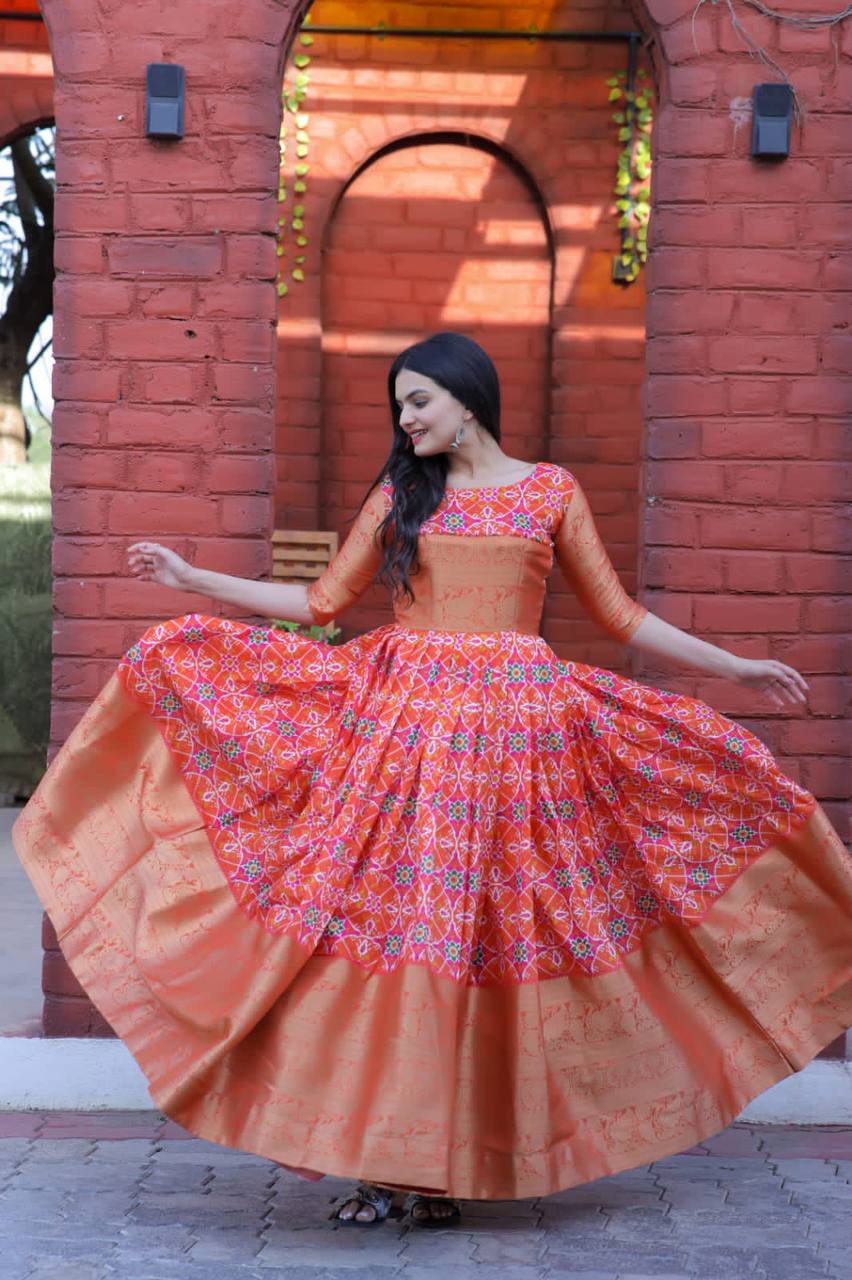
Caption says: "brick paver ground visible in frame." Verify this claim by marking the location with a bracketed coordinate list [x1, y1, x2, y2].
[0, 1113, 850, 1279]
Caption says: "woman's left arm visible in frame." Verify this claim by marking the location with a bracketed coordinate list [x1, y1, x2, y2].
[625, 612, 808, 710]
[554, 475, 808, 711]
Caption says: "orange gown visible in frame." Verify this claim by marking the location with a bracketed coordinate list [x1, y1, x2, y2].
[12, 461, 852, 1200]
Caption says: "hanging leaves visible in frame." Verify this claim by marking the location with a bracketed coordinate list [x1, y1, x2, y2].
[277, 26, 315, 299]
[607, 65, 655, 285]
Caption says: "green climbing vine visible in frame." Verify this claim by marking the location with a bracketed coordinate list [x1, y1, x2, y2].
[277, 15, 315, 298]
[607, 67, 654, 285]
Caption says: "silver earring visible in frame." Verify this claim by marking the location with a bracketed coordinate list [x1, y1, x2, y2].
[450, 423, 465, 451]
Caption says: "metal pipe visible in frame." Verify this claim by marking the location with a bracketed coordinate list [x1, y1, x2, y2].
[305, 25, 642, 43]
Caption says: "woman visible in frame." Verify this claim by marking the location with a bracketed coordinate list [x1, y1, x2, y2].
[13, 331, 852, 1231]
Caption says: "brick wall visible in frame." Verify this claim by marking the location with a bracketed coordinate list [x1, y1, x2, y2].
[1, 0, 848, 1048]
[25, 0, 310, 1035]
[276, 0, 648, 670]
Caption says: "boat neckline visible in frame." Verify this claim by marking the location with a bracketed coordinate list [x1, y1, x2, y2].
[443, 460, 542, 495]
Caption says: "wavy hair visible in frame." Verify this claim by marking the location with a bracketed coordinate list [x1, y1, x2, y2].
[359, 331, 501, 606]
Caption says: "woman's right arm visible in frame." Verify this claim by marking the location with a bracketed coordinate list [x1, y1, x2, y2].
[191, 566, 315, 624]
[126, 483, 388, 625]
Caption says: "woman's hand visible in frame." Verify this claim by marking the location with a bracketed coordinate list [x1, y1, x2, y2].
[127, 541, 194, 592]
[732, 656, 809, 710]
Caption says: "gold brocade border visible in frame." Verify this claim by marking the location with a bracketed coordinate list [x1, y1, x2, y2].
[12, 676, 852, 1200]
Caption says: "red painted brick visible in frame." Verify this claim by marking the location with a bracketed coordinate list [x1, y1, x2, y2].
[51, 618, 132, 659]
[138, 284, 196, 319]
[52, 578, 104, 619]
[709, 337, 818, 375]
[812, 513, 852, 554]
[52, 493, 109, 536]
[54, 278, 133, 317]
[693, 595, 800, 634]
[128, 194, 193, 232]
[219, 495, 272, 536]
[191, 194, 278, 233]
[52, 538, 124, 578]
[109, 319, 216, 361]
[787, 378, 852, 416]
[705, 249, 824, 290]
[198, 281, 272, 318]
[225, 235, 278, 279]
[131, 452, 202, 492]
[107, 406, 214, 447]
[101, 579, 207, 619]
[52, 361, 121, 404]
[645, 549, 723, 592]
[43, 994, 115, 1039]
[108, 236, 223, 278]
[108, 493, 219, 536]
[208, 454, 274, 493]
[645, 460, 724, 501]
[699, 508, 811, 551]
[53, 236, 105, 274]
[723, 553, 785, 593]
[130, 362, 199, 404]
[51, 448, 124, 491]
[785, 553, 852, 593]
[213, 362, 274, 405]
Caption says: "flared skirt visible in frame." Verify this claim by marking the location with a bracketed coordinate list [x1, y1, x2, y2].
[12, 614, 852, 1199]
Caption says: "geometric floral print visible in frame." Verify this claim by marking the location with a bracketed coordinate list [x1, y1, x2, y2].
[119, 616, 814, 987]
[119, 462, 817, 987]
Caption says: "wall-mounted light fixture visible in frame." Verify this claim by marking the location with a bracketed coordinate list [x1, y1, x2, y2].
[751, 83, 793, 159]
[145, 63, 185, 140]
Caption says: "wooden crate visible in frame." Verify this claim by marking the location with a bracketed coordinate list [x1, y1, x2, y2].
[270, 529, 339, 631]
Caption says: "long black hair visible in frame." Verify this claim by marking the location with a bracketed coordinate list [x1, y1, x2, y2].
[360, 331, 501, 606]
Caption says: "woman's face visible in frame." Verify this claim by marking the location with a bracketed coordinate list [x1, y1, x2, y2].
[394, 369, 472, 458]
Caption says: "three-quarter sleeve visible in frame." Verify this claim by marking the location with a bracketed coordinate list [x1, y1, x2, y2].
[306, 484, 389, 626]
[553, 474, 648, 643]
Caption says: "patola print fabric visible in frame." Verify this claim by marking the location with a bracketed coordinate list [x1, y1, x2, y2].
[12, 462, 852, 1199]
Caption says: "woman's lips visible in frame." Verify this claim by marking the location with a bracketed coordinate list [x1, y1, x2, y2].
[409, 429, 428, 443]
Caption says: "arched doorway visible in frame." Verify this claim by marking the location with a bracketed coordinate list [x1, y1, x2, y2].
[320, 134, 553, 637]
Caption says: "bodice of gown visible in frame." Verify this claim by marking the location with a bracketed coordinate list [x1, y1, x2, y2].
[306, 461, 648, 643]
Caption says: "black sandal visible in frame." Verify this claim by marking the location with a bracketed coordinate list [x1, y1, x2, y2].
[329, 1183, 398, 1227]
[405, 1193, 462, 1228]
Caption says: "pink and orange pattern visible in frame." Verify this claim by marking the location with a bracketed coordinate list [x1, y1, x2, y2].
[118, 463, 815, 986]
[12, 461, 852, 1199]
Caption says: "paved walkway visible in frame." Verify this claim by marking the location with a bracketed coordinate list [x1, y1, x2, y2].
[0, 1113, 850, 1279]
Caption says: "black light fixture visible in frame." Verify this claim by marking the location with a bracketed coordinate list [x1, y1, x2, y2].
[751, 83, 793, 159]
[145, 63, 185, 140]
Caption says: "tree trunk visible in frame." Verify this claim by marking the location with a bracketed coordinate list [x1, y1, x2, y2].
[0, 135, 54, 464]
[0, 337, 28, 465]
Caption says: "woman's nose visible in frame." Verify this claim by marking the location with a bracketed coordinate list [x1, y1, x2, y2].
[399, 405, 414, 427]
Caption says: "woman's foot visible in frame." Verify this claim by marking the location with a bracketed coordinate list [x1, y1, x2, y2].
[406, 1194, 462, 1227]
[330, 1183, 403, 1225]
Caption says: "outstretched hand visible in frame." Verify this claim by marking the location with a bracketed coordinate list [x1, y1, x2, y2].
[733, 657, 809, 710]
[127, 541, 193, 592]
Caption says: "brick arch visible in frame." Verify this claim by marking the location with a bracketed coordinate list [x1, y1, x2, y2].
[0, 81, 54, 151]
[316, 132, 555, 639]
[325, 129, 557, 260]
[307, 115, 563, 271]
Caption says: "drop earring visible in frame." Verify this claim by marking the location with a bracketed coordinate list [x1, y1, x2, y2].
[450, 423, 466, 451]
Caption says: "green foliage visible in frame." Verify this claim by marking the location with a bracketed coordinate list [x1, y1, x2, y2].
[271, 619, 343, 645]
[607, 68, 654, 285]
[0, 455, 52, 797]
[278, 24, 315, 297]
